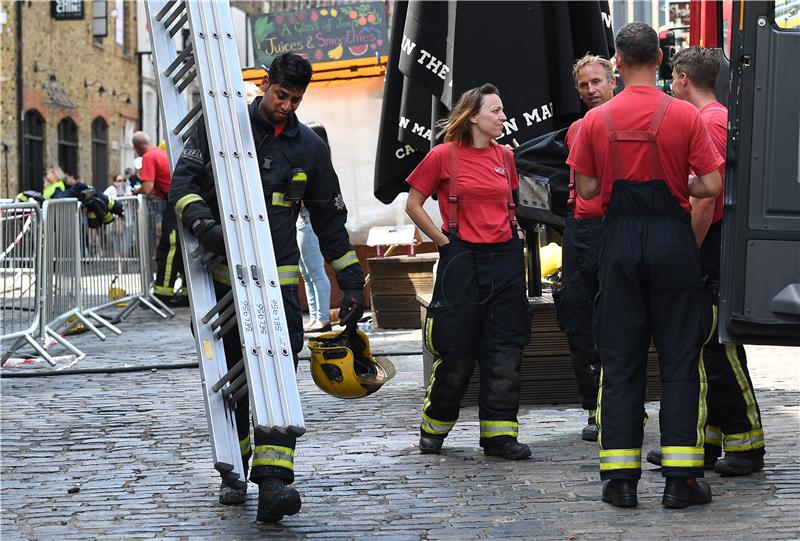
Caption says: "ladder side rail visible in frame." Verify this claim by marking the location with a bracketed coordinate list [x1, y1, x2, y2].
[188, 1, 304, 433]
[145, 0, 244, 481]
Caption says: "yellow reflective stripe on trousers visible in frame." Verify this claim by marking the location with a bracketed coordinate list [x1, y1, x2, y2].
[599, 449, 641, 471]
[252, 445, 294, 470]
[162, 230, 178, 290]
[420, 412, 455, 436]
[331, 250, 359, 272]
[424, 317, 438, 356]
[153, 285, 174, 296]
[723, 428, 765, 452]
[271, 192, 291, 208]
[277, 265, 300, 286]
[725, 343, 762, 432]
[479, 420, 518, 439]
[705, 425, 723, 447]
[697, 346, 709, 448]
[422, 357, 442, 413]
[175, 194, 205, 221]
[596, 367, 604, 450]
[661, 446, 704, 468]
[240, 436, 251, 456]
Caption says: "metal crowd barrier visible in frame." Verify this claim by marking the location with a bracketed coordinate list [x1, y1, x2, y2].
[79, 195, 171, 322]
[0, 203, 53, 364]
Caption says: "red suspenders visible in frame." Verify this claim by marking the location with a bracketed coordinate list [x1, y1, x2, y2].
[447, 142, 518, 237]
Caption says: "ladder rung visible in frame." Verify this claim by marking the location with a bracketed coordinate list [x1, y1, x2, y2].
[176, 68, 197, 93]
[154, 0, 178, 22]
[202, 289, 233, 324]
[222, 372, 248, 401]
[215, 315, 238, 340]
[173, 102, 202, 136]
[169, 11, 189, 38]
[161, 1, 185, 30]
[212, 358, 245, 392]
[181, 112, 205, 143]
[230, 384, 249, 406]
[210, 304, 236, 331]
[171, 54, 196, 85]
[165, 42, 193, 78]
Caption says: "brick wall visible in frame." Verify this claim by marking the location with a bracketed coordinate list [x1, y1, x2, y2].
[0, 1, 139, 198]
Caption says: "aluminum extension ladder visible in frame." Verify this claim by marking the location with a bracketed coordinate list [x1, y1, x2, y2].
[144, 0, 305, 486]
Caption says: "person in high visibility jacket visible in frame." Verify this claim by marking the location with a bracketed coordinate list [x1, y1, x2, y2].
[569, 22, 724, 509]
[169, 53, 365, 524]
[16, 166, 66, 202]
[645, 46, 766, 477]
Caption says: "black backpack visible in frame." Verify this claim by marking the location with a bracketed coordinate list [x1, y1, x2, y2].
[513, 127, 570, 232]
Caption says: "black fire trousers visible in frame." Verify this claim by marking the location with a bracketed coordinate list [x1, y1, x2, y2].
[554, 212, 602, 412]
[595, 181, 712, 480]
[421, 235, 531, 448]
[154, 204, 184, 298]
[700, 222, 765, 458]
[216, 282, 304, 484]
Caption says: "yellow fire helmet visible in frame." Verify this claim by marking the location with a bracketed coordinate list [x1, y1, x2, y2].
[308, 328, 396, 399]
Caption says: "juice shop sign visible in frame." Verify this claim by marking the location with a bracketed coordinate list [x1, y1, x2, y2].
[251, 3, 389, 66]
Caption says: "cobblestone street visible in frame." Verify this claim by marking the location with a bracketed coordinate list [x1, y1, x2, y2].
[2, 307, 798, 540]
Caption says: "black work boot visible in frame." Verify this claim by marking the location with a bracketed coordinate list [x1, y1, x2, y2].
[581, 416, 598, 442]
[601, 479, 638, 507]
[419, 435, 444, 454]
[662, 477, 712, 509]
[256, 478, 301, 523]
[714, 452, 764, 477]
[218, 478, 247, 505]
[484, 440, 532, 460]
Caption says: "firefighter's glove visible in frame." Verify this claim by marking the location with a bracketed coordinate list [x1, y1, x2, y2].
[338, 289, 364, 327]
[191, 218, 226, 257]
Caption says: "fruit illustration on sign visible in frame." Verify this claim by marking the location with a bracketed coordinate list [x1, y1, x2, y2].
[315, 50, 324, 61]
[348, 44, 369, 56]
[327, 43, 344, 60]
[310, 10, 318, 22]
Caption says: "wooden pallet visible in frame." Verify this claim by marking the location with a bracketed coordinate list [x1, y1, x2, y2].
[418, 293, 662, 406]
[369, 253, 437, 329]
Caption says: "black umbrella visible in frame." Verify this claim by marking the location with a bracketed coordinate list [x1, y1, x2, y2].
[374, 0, 614, 204]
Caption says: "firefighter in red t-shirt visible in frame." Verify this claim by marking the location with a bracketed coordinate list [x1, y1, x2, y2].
[554, 55, 616, 442]
[133, 130, 185, 305]
[644, 46, 765, 477]
[406, 84, 532, 460]
[568, 23, 723, 509]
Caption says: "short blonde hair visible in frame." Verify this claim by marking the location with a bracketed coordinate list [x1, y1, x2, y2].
[572, 54, 615, 85]
[436, 83, 499, 146]
[46, 165, 66, 181]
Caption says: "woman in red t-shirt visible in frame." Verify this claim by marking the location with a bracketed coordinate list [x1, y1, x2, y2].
[405, 83, 532, 460]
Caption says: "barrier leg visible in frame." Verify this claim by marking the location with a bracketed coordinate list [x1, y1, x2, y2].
[1, 336, 26, 365]
[73, 312, 106, 341]
[146, 293, 175, 317]
[85, 309, 123, 335]
[23, 334, 57, 366]
[45, 328, 84, 357]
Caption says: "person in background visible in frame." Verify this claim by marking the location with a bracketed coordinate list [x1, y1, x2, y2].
[406, 83, 532, 460]
[104, 174, 133, 198]
[133, 130, 186, 306]
[645, 46, 766, 477]
[299, 121, 333, 333]
[569, 22, 723, 509]
[553, 54, 616, 442]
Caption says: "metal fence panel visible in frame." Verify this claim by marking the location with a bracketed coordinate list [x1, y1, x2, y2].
[1, 203, 43, 352]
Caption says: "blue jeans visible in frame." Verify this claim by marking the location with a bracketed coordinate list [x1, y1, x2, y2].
[297, 216, 331, 323]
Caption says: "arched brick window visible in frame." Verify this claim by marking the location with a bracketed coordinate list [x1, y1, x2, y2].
[91, 117, 108, 188]
[58, 118, 79, 178]
[22, 110, 45, 192]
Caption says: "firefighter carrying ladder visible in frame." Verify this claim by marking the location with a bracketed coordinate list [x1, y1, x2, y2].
[144, 0, 305, 486]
